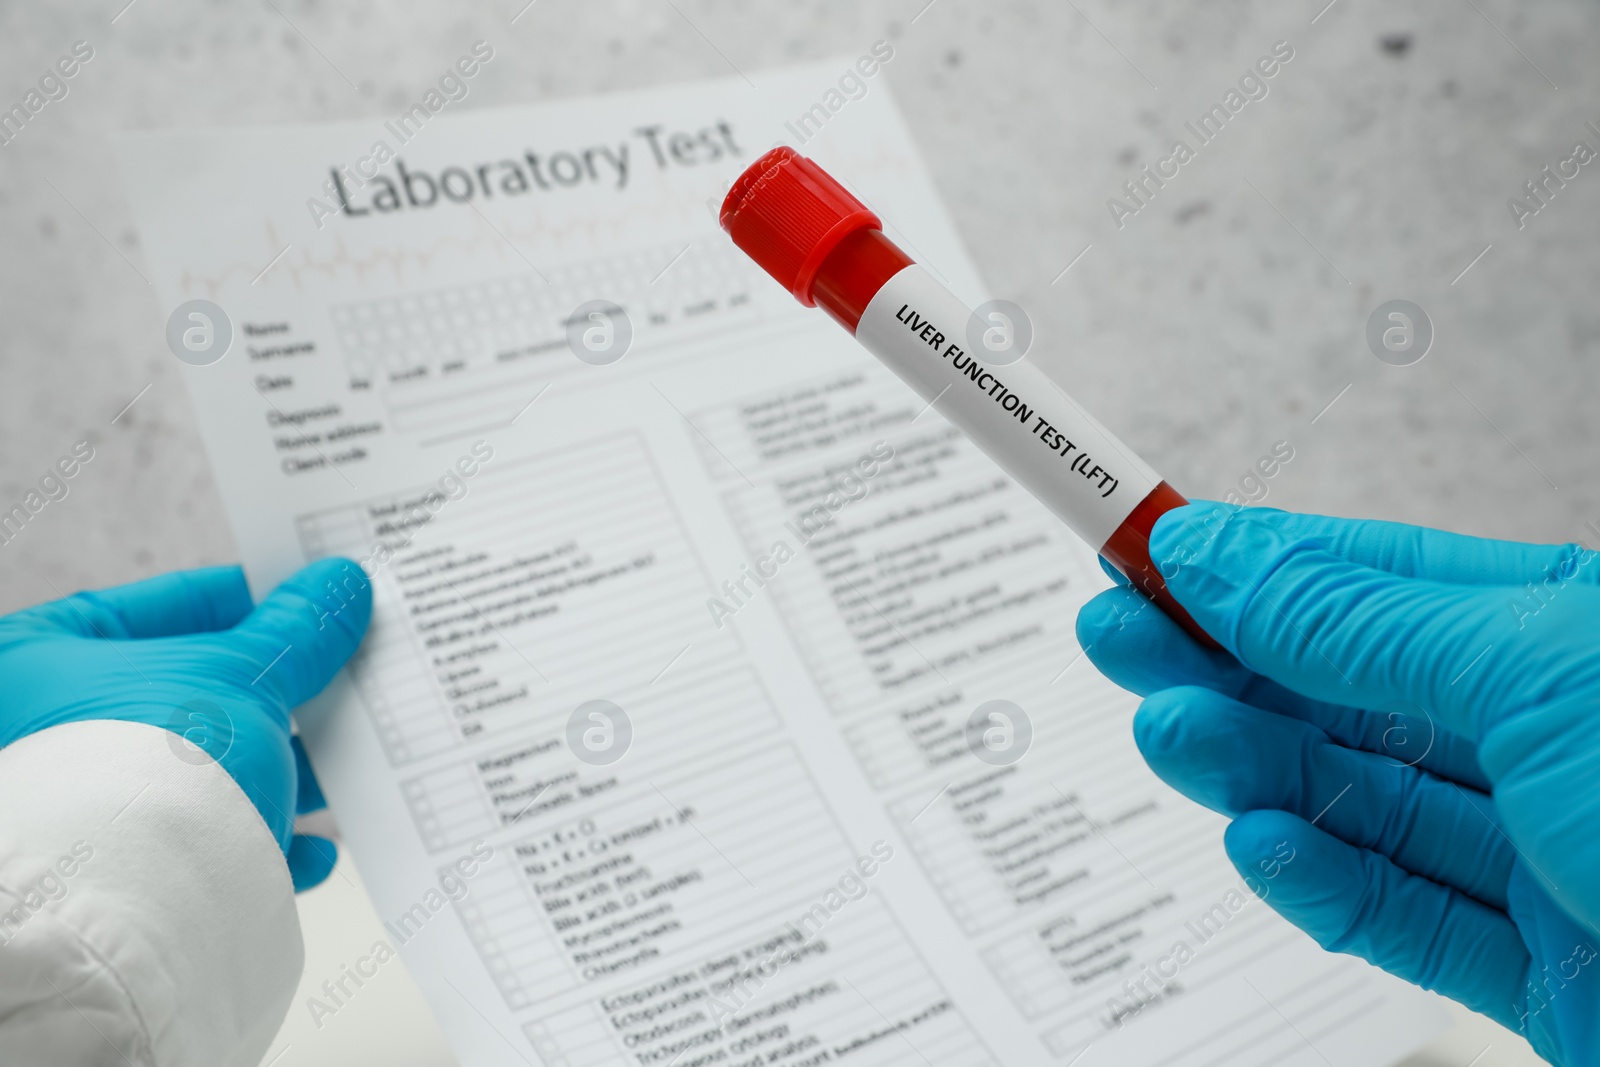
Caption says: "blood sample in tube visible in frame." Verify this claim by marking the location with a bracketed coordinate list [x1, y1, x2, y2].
[719, 146, 1215, 647]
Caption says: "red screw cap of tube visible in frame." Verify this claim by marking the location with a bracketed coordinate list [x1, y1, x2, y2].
[720, 146, 880, 306]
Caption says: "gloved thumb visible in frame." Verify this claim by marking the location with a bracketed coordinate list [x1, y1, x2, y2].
[1150, 503, 1550, 744]
[226, 558, 372, 716]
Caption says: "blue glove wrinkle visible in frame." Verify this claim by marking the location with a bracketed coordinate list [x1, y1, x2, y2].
[1501, 592, 1600, 711]
[1362, 764, 1513, 911]
[1320, 844, 1396, 959]
[1479, 694, 1600, 936]
[1136, 686, 1513, 908]
[1205, 507, 1588, 590]
[1083, 581, 1493, 790]
[60, 592, 139, 640]
[1506, 862, 1600, 1065]
[1152, 505, 1518, 743]
[65, 566, 256, 641]
[1225, 811, 1531, 1031]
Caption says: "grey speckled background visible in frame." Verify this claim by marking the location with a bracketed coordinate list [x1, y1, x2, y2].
[0, 1, 1590, 1064]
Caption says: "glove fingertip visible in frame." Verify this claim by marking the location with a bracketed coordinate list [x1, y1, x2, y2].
[1077, 588, 1169, 695]
[1130, 687, 1188, 760]
[288, 834, 338, 893]
[295, 556, 374, 640]
[1080, 585, 1230, 698]
[291, 735, 328, 813]
[1075, 588, 1126, 647]
[1222, 810, 1321, 903]
[1223, 809, 1302, 860]
[1096, 554, 1130, 587]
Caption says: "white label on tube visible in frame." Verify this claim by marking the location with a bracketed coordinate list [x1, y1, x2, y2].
[856, 264, 1162, 551]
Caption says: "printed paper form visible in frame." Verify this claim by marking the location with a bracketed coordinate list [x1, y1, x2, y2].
[115, 62, 1448, 1066]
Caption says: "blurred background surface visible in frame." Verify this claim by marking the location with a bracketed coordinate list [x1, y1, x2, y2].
[1, 2, 1591, 1064]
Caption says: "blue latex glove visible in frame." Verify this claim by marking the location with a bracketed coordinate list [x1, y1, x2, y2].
[1078, 503, 1600, 1065]
[0, 558, 370, 892]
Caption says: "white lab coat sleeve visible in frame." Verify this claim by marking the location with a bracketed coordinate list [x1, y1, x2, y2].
[0, 719, 303, 1067]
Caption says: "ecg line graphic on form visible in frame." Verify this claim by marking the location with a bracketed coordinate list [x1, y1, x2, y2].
[174, 149, 915, 297]
[178, 183, 701, 296]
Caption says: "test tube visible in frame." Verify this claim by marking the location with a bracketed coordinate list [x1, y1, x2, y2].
[719, 146, 1214, 647]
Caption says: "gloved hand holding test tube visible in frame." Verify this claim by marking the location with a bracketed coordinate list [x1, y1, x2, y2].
[722, 148, 1600, 1065]
[718, 146, 1216, 646]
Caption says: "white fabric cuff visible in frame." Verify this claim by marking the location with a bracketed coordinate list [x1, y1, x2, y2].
[0, 719, 302, 1067]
